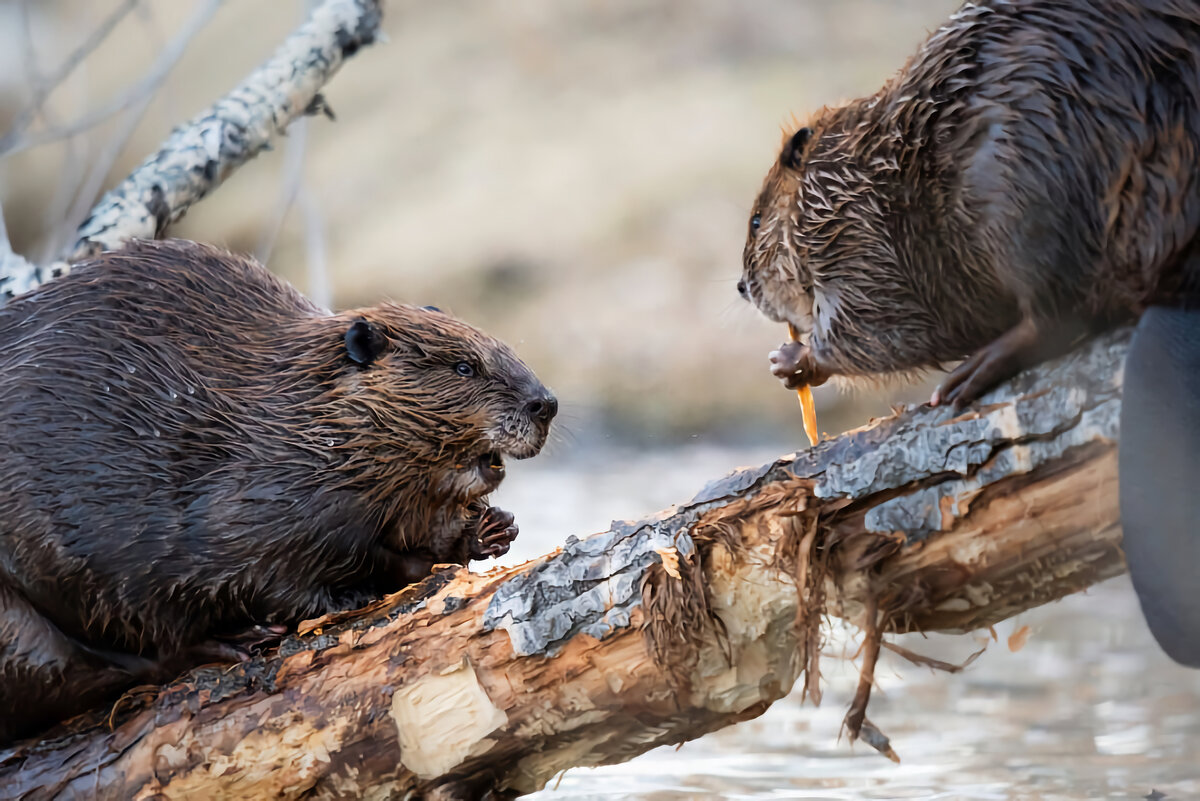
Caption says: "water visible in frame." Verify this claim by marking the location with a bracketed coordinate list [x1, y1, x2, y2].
[492, 443, 1200, 801]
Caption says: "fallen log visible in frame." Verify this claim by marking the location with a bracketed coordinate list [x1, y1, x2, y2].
[0, 329, 1128, 798]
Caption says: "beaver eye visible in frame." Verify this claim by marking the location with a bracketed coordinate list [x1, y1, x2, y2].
[750, 212, 762, 232]
[454, 361, 475, 378]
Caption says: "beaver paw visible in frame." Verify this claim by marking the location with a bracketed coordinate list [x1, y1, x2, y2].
[186, 623, 288, 664]
[470, 506, 519, 560]
[769, 341, 830, 389]
[932, 318, 1042, 408]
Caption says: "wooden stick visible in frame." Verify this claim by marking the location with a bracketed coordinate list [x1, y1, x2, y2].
[0, 330, 1129, 799]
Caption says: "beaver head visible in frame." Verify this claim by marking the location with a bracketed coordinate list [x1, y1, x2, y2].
[740, 95, 1020, 383]
[329, 302, 557, 503]
[740, 126, 820, 333]
[739, 120, 913, 360]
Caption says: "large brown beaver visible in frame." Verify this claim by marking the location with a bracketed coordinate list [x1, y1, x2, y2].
[739, 0, 1200, 665]
[0, 239, 557, 744]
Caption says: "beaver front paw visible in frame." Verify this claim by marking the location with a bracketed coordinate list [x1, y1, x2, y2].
[470, 506, 519, 560]
[183, 623, 289, 665]
[932, 317, 1046, 408]
[769, 341, 830, 389]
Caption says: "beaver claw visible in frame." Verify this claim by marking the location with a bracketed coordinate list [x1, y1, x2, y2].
[769, 341, 830, 389]
[471, 506, 518, 560]
[188, 623, 288, 664]
[932, 318, 1044, 409]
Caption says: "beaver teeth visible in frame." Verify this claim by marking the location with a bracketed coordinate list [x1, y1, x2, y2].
[476, 451, 506, 485]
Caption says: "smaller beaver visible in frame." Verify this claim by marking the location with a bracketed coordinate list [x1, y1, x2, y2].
[0, 239, 557, 743]
[740, 0, 1200, 665]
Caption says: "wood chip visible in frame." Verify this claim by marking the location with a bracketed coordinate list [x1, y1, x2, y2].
[1007, 624, 1031, 652]
[655, 546, 681, 579]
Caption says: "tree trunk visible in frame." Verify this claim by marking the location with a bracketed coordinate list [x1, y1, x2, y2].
[0, 330, 1128, 800]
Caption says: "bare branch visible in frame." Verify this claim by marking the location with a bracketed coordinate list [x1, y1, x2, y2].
[60, 0, 381, 263]
[0, 207, 39, 291]
[0, 0, 383, 304]
[3, 1, 217, 160]
[51, 0, 223, 259]
[300, 188, 332, 308]
[254, 117, 310, 266]
[0, 0, 142, 154]
[15, 1, 40, 86]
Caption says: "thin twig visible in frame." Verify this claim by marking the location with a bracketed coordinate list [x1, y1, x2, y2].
[0, 0, 142, 154]
[51, 0, 223, 259]
[842, 595, 886, 747]
[0, 203, 39, 285]
[882, 640, 987, 673]
[58, 0, 381, 265]
[0, 0, 381, 303]
[16, 0, 42, 87]
[0, 202, 11, 256]
[255, 117, 310, 267]
[299, 189, 331, 309]
[3, 1, 207, 159]
[253, 0, 315, 269]
[35, 136, 90, 265]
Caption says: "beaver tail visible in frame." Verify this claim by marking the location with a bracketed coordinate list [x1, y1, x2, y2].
[1120, 304, 1200, 667]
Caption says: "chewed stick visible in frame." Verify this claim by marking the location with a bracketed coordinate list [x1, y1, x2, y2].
[787, 324, 819, 446]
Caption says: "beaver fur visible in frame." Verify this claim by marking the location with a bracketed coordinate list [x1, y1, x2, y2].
[0, 239, 556, 743]
[740, 0, 1200, 668]
[741, 0, 1200, 401]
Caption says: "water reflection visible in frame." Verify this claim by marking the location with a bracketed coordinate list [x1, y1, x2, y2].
[493, 444, 1200, 800]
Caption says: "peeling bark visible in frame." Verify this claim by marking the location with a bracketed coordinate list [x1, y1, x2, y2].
[0, 331, 1129, 799]
[0, 0, 383, 303]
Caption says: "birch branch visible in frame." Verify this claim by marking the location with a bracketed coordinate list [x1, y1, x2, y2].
[0, 331, 1129, 800]
[0, 0, 383, 304]
[52, 0, 224, 261]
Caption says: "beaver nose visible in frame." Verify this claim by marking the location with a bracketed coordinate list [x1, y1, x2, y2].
[525, 393, 558, 425]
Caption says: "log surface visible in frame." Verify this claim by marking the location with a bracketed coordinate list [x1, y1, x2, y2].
[0, 331, 1128, 799]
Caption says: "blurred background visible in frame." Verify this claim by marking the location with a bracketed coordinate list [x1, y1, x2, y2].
[0, 0, 955, 445]
[3, 2, 1199, 799]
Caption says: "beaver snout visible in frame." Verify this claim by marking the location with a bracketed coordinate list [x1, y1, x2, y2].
[489, 386, 557, 464]
[514, 387, 557, 455]
[525, 393, 558, 427]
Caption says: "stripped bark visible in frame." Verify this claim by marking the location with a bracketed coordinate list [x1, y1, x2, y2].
[0, 331, 1128, 799]
[0, 0, 383, 303]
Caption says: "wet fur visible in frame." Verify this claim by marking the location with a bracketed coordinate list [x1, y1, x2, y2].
[743, 0, 1200, 381]
[0, 239, 553, 743]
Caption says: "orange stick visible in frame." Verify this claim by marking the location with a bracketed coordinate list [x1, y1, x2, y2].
[787, 324, 819, 446]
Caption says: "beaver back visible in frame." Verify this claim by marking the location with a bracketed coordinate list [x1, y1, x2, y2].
[743, 0, 1200, 379]
[0, 239, 552, 659]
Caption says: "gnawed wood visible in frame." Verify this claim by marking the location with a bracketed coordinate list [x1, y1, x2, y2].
[0, 331, 1128, 799]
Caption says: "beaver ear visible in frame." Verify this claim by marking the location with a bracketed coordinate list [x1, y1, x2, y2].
[781, 127, 813, 170]
[344, 319, 387, 366]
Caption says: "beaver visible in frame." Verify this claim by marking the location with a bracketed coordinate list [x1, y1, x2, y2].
[0, 238, 557, 744]
[739, 0, 1200, 664]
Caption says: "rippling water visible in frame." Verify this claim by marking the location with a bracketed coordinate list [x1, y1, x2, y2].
[492, 443, 1200, 800]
